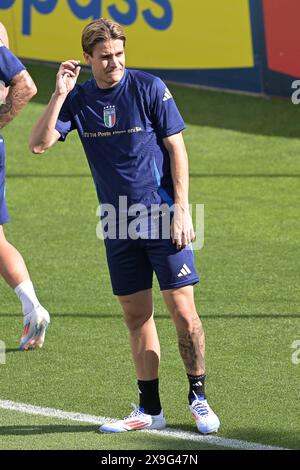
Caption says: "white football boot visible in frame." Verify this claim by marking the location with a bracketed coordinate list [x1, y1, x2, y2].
[19, 305, 50, 350]
[99, 403, 166, 433]
[189, 392, 220, 434]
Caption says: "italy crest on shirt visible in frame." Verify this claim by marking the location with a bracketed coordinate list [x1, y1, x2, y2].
[103, 105, 116, 128]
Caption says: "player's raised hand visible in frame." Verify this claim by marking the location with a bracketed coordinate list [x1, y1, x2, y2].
[56, 60, 81, 96]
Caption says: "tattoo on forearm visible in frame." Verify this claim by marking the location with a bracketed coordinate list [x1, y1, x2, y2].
[177, 320, 205, 373]
[0, 71, 35, 128]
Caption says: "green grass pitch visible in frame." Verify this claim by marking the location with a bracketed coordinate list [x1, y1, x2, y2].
[0, 63, 299, 449]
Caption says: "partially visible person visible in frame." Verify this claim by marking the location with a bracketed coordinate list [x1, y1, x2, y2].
[0, 22, 50, 350]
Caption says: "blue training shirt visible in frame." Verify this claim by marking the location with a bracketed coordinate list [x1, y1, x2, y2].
[55, 69, 186, 212]
[0, 44, 25, 87]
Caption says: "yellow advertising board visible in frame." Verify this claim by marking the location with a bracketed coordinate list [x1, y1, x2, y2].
[0, 0, 254, 69]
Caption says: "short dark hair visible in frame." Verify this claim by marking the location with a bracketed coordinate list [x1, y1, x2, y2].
[82, 18, 126, 56]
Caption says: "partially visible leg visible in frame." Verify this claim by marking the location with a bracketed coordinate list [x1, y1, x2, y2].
[0, 224, 30, 288]
[163, 285, 205, 376]
[163, 285, 220, 434]
[100, 289, 166, 433]
[118, 289, 160, 381]
[0, 225, 50, 350]
[146, 236, 205, 378]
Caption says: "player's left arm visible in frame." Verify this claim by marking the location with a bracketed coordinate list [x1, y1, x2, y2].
[163, 132, 195, 249]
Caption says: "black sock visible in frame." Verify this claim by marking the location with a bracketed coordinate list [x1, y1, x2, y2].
[137, 378, 162, 415]
[187, 374, 206, 404]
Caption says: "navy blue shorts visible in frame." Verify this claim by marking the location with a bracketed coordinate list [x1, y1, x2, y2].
[104, 235, 199, 296]
[0, 136, 9, 225]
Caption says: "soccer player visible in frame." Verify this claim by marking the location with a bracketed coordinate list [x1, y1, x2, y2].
[0, 23, 50, 350]
[29, 18, 220, 434]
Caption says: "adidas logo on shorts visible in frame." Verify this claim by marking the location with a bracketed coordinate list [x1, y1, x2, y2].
[177, 264, 192, 277]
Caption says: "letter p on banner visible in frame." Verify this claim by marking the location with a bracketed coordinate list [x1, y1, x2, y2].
[0, 340, 6, 364]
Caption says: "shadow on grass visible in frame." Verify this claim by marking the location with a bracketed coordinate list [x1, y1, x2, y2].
[24, 62, 300, 139]
[0, 422, 297, 449]
[4, 348, 20, 354]
[4, 348, 47, 354]
[0, 424, 96, 436]
[160, 423, 298, 450]
[222, 428, 299, 450]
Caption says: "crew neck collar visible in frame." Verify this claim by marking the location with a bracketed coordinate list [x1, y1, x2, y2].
[93, 68, 127, 94]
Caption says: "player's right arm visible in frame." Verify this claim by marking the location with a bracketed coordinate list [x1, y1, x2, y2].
[29, 60, 80, 154]
[0, 23, 37, 129]
[0, 69, 37, 129]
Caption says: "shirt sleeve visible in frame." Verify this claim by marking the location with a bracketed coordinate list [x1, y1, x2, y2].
[0, 44, 26, 86]
[150, 77, 186, 139]
[55, 95, 76, 141]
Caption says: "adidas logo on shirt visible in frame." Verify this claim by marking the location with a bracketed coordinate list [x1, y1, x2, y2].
[163, 88, 173, 102]
[177, 264, 192, 277]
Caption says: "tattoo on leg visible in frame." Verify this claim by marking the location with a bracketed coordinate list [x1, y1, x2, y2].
[177, 318, 205, 373]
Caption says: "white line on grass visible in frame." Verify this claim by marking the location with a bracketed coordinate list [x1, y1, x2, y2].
[0, 399, 287, 450]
